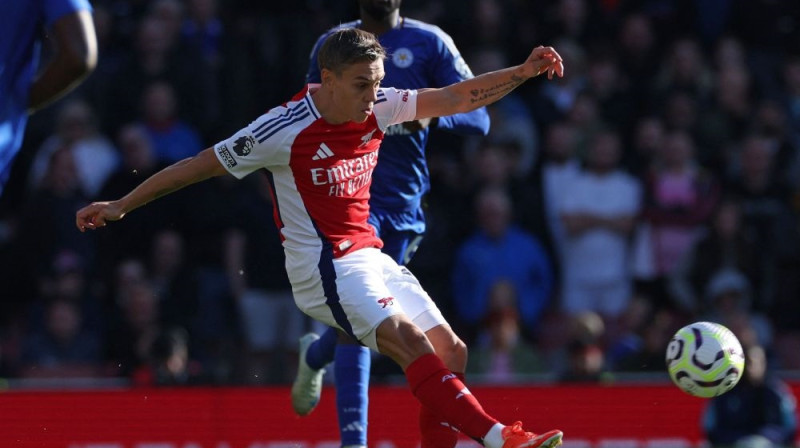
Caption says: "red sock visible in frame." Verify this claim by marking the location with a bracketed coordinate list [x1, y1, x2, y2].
[406, 354, 498, 441]
[418, 372, 466, 448]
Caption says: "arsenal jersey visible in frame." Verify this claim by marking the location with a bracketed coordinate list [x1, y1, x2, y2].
[213, 85, 418, 273]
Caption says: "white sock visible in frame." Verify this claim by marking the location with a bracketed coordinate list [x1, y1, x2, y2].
[483, 423, 506, 448]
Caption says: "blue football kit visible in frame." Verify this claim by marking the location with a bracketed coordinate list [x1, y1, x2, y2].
[307, 18, 490, 263]
[0, 0, 93, 196]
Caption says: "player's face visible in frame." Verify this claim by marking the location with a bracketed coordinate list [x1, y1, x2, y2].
[333, 59, 385, 123]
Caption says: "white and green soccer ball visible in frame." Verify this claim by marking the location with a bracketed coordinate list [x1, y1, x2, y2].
[665, 321, 745, 398]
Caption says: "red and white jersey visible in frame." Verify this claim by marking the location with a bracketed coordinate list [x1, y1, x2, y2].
[213, 84, 417, 274]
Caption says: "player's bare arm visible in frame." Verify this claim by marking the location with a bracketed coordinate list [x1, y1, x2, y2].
[415, 46, 563, 120]
[76, 148, 228, 232]
[28, 10, 98, 114]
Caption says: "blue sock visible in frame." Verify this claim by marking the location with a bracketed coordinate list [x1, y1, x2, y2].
[305, 327, 338, 370]
[335, 344, 370, 447]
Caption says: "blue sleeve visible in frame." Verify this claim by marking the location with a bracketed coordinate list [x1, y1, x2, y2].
[428, 32, 490, 136]
[305, 34, 327, 84]
[44, 0, 92, 27]
[436, 107, 490, 136]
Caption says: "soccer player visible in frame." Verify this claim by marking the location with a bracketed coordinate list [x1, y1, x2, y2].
[294, 1, 490, 447]
[1, 0, 98, 197]
[76, 28, 565, 448]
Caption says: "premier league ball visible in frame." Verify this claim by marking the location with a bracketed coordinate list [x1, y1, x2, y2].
[665, 321, 745, 398]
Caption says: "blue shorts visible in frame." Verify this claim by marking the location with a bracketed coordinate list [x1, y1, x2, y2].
[368, 207, 425, 265]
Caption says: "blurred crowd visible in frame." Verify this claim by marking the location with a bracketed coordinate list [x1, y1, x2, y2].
[0, 0, 799, 387]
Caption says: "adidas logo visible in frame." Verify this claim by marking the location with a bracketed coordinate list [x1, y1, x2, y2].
[312, 142, 334, 160]
[342, 421, 365, 432]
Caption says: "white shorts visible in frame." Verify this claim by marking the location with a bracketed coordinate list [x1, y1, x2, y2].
[290, 247, 446, 351]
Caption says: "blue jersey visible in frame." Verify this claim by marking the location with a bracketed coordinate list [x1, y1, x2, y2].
[0, 0, 92, 194]
[307, 18, 490, 218]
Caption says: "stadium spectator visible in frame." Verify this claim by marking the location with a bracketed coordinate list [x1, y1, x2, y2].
[615, 13, 659, 112]
[701, 269, 774, 350]
[149, 229, 198, 335]
[725, 133, 794, 314]
[24, 250, 104, 342]
[583, 48, 637, 137]
[1, 0, 97, 197]
[624, 115, 665, 178]
[605, 295, 654, 370]
[558, 338, 608, 384]
[102, 15, 209, 135]
[132, 326, 207, 386]
[557, 311, 610, 384]
[106, 280, 161, 378]
[452, 186, 554, 344]
[559, 129, 641, 321]
[614, 309, 676, 372]
[693, 63, 755, 172]
[636, 130, 721, 308]
[651, 37, 714, 112]
[703, 343, 798, 448]
[527, 120, 581, 286]
[19, 298, 103, 378]
[16, 148, 96, 280]
[28, 99, 119, 198]
[669, 198, 762, 316]
[465, 281, 544, 383]
[75, 27, 566, 448]
[138, 81, 205, 164]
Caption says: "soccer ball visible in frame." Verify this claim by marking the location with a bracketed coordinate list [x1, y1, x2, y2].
[665, 321, 745, 398]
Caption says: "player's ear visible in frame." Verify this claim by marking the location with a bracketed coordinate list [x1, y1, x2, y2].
[320, 68, 335, 87]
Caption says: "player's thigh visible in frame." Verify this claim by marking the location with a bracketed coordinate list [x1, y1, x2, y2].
[385, 260, 447, 334]
[332, 248, 410, 350]
[425, 323, 466, 371]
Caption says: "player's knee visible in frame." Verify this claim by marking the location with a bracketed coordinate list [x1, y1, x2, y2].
[376, 316, 435, 368]
[397, 320, 434, 355]
[439, 337, 467, 372]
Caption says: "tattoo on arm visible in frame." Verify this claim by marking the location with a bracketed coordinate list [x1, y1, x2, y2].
[469, 74, 525, 104]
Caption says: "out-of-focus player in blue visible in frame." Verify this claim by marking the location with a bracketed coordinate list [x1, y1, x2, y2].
[0, 0, 97, 197]
[292, 1, 490, 447]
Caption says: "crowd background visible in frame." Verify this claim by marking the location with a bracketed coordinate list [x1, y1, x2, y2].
[0, 0, 799, 388]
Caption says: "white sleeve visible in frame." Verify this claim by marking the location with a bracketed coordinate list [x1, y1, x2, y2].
[374, 88, 418, 131]
[213, 114, 290, 179]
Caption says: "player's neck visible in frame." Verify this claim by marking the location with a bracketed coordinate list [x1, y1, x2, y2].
[310, 87, 349, 125]
[360, 11, 401, 35]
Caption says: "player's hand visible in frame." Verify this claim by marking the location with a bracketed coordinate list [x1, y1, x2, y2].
[402, 117, 436, 132]
[76, 201, 126, 232]
[524, 46, 564, 80]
